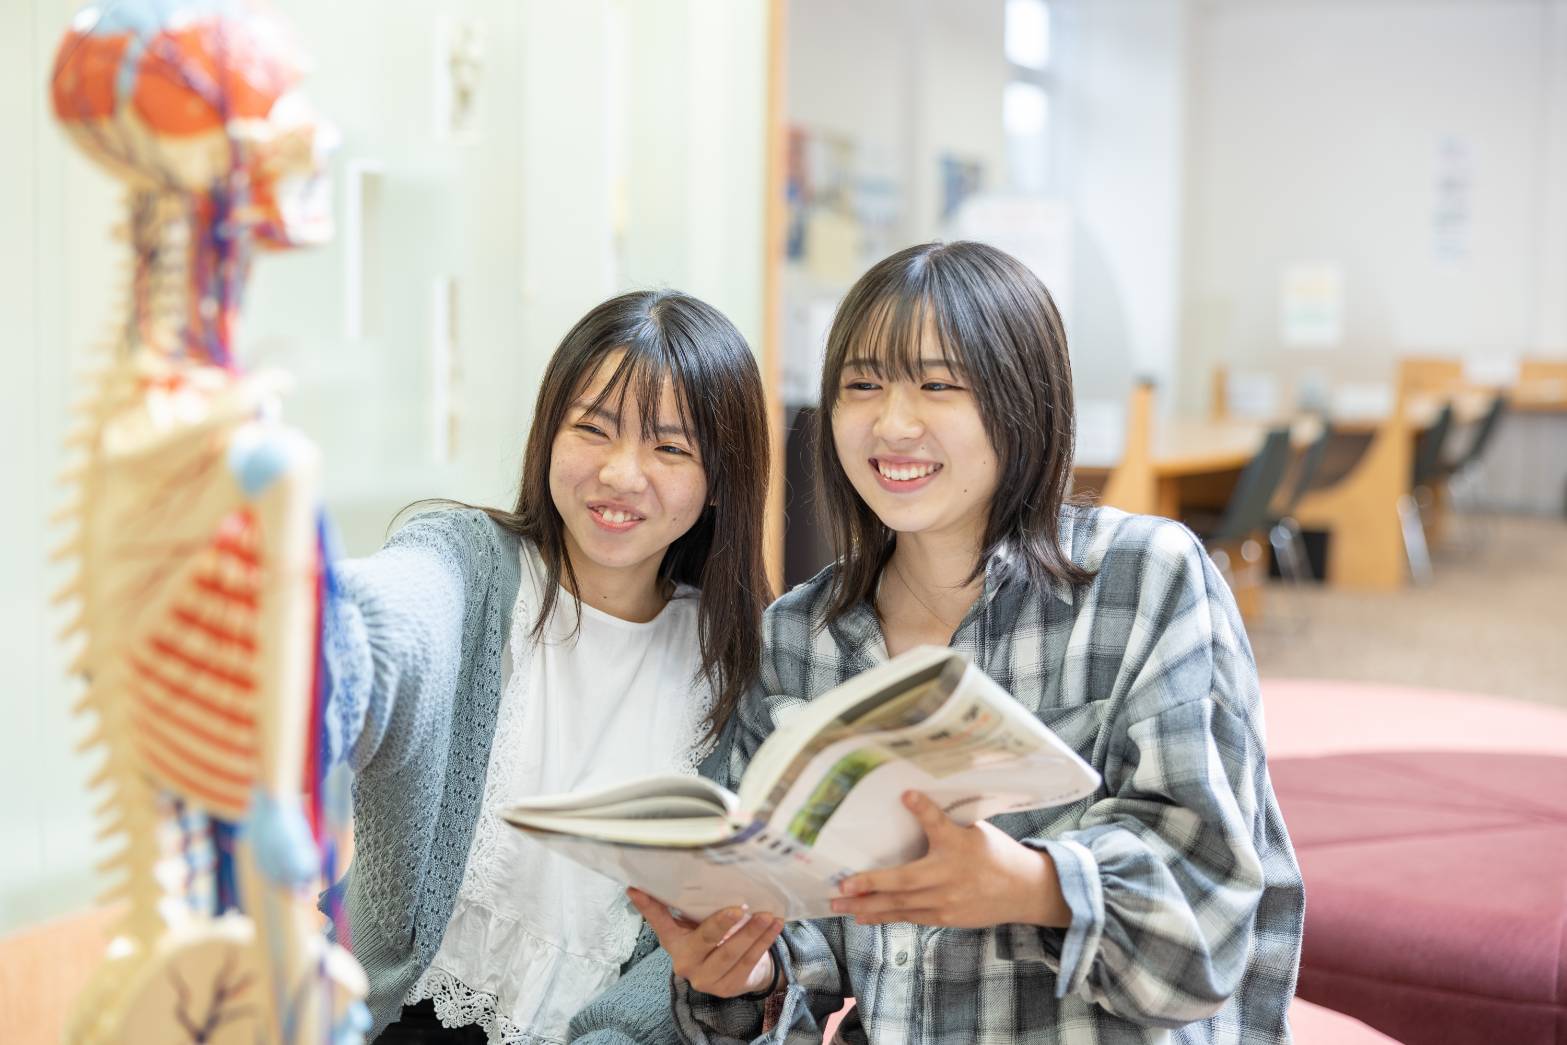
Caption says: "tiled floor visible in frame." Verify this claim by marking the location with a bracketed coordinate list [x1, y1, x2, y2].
[1249, 513, 1567, 709]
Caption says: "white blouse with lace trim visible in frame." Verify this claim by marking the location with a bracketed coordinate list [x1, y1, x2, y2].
[406, 543, 714, 1043]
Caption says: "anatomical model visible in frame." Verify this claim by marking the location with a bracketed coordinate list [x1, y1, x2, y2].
[49, 2, 367, 1042]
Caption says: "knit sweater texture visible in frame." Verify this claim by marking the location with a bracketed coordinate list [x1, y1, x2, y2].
[321, 508, 669, 1041]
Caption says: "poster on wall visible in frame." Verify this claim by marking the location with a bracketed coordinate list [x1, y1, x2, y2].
[785, 126, 903, 285]
[1279, 263, 1345, 347]
[1432, 135, 1472, 263]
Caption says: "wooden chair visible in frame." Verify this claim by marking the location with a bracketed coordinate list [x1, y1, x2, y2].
[1099, 382, 1155, 514]
[1294, 382, 1419, 591]
[1518, 357, 1567, 408]
[1518, 357, 1567, 385]
[1396, 355, 1465, 397]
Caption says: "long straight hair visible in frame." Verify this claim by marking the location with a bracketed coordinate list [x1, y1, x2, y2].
[815, 241, 1093, 623]
[482, 290, 770, 741]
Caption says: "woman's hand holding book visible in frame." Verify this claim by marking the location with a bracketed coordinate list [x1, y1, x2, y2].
[829, 790, 1072, 930]
[628, 888, 784, 999]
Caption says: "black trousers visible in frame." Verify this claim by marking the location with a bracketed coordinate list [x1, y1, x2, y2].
[375, 999, 488, 1044]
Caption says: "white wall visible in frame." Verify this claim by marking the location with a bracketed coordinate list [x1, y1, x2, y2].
[780, 0, 1008, 398]
[778, 0, 1192, 405]
[1184, 0, 1567, 411]
[1052, 0, 1193, 402]
[621, 0, 769, 351]
[777, 0, 1567, 421]
[786, 0, 911, 212]
[1, 0, 766, 934]
[0, 0, 108, 934]
[1532, 2, 1567, 348]
[788, 0, 1008, 245]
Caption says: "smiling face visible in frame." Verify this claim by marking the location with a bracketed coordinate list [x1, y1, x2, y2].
[548, 349, 710, 598]
[813, 242, 1086, 623]
[831, 341, 1001, 550]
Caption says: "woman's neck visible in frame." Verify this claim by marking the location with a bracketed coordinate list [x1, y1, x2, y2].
[877, 529, 986, 652]
[891, 528, 984, 598]
[560, 539, 668, 624]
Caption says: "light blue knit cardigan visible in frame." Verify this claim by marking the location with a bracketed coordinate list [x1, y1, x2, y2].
[321, 508, 680, 1042]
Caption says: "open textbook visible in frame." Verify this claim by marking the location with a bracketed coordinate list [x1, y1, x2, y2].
[500, 646, 1101, 920]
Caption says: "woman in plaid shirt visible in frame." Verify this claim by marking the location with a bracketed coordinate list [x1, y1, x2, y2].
[613, 241, 1304, 1044]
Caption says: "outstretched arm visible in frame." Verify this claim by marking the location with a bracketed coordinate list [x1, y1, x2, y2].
[320, 512, 472, 775]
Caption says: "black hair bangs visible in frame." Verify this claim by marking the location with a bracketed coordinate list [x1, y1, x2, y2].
[829, 267, 974, 390]
[581, 328, 700, 449]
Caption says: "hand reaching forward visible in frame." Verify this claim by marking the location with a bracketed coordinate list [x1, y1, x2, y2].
[830, 790, 1073, 930]
[627, 888, 783, 998]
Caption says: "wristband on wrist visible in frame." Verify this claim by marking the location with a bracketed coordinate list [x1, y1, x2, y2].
[738, 952, 781, 1001]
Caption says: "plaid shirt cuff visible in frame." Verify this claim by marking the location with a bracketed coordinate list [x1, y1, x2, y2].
[1030, 837, 1104, 999]
[675, 975, 764, 1044]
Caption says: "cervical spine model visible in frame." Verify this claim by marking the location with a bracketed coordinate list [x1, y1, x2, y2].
[49, 3, 366, 1042]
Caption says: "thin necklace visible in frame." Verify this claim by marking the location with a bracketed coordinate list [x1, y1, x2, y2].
[889, 555, 970, 633]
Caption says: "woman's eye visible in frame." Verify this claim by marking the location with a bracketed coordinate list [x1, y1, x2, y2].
[575, 422, 607, 437]
[922, 381, 959, 392]
[845, 381, 879, 392]
[656, 443, 693, 457]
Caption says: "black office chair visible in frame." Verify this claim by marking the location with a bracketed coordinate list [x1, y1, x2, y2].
[1452, 393, 1509, 479]
[1440, 393, 1509, 550]
[1413, 402, 1456, 489]
[1267, 417, 1335, 585]
[1397, 401, 1455, 584]
[1190, 426, 1295, 593]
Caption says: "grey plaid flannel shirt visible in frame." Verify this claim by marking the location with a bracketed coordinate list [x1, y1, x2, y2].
[674, 507, 1304, 1044]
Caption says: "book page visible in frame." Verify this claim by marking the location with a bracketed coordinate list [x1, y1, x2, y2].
[502, 775, 739, 845]
[738, 648, 960, 816]
[506, 774, 736, 817]
[756, 662, 1098, 874]
[505, 811, 738, 846]
[521, 825, 873, 921]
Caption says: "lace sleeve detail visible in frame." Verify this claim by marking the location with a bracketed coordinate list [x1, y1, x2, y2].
[411, 966, 564, 1045]
[460, 598, 539, 900]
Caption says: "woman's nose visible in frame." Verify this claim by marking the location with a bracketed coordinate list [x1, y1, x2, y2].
[873, 386, 923, 443]
[599, 442, 649, 492]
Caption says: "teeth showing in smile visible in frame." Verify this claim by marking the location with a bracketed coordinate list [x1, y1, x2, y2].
[876, 460, 941, 481]
[593, 507, 642, 525]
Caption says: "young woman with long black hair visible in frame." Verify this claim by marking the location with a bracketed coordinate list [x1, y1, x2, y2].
[320, 290, 771, 1043]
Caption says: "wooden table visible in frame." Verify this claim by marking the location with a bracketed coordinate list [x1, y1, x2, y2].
[1072, 387, 1289, 622]
[1330, 390, 1489, 436]
[1077, 372, 1567, 594]
[1074, 388, 1454, 594]
[1509, 378, 1567, 413]
[1074, 419, 1276, 519]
